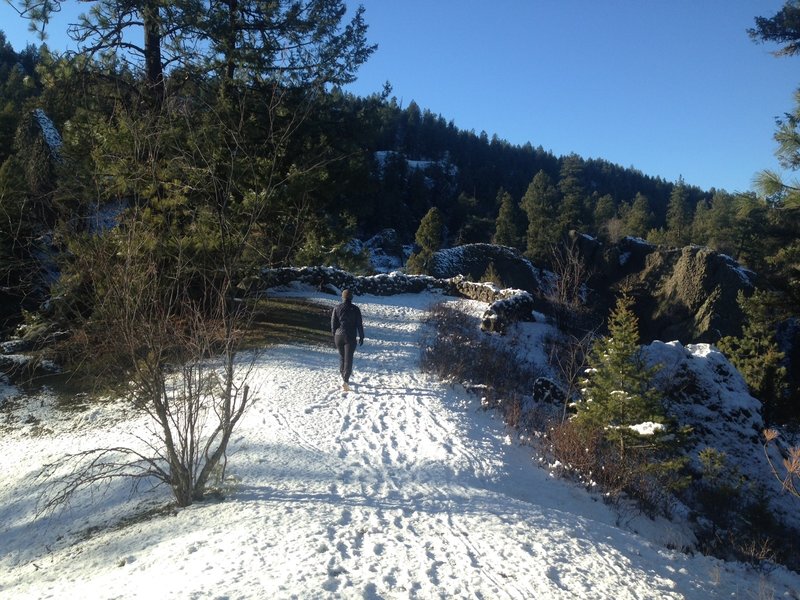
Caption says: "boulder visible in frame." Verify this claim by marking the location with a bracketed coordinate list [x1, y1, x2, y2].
[429, 244, 544, 293]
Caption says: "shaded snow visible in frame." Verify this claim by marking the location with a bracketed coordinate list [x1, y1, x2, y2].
[33, 109, 62, 158]
[1, 292, 798, 599]
[645, 340, 799, 531]
[718, 254, 756, 286]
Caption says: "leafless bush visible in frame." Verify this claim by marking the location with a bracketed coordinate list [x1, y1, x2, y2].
[39, 217, 259, 511]
[546, 240, 594, 333]
[544, 330, 594, 422]
[547, 419, 678, 513]
[421, 301, 544, 429]
[37, 92, 285, 510]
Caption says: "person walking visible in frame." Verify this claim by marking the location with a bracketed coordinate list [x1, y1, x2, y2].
[331, 289, 364, 392]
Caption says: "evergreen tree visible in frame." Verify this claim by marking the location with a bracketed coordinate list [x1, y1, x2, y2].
[577, 294, 667, 454]
[557, 154, 588, 234]
[520, 170, 559, 262]
[624, 193, 654, 238]
[705, 191, 737, 254]
[718, 290, 789, 424]
[492, 188, 524, 249]
[593, 193, 617, 239]
[406, 206, 444, 274]
[748, 1, 800, 57]
[691, 198, 712, 245]
[666, 179, 691, 247]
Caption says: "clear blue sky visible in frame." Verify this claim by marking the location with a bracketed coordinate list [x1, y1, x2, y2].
[1, 0, 797, 192]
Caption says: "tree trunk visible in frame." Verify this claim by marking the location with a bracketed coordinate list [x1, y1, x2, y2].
[142, 0, 165, 106]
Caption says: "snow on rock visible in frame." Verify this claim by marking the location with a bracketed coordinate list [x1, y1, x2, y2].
[479, 289, 536, 333]
[645, 340, 799, 530]
[33, 109, 62, 160]
[1, 291, 799, 599]
[365, 229, 404, 273]
[88, 199, 127, 234]
[624, 236, 654, 247]
[718, 253, 757, 286]
[374, 150, 457, 177]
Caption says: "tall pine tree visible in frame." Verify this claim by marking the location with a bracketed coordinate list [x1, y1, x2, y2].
[493, 188, 524, 249]
[520, 170, 559, 263]
[406, 206, 444, 274]
[666, 179, 691, 247]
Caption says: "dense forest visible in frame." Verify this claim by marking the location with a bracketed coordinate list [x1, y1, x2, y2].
[0, 0, 798, 430]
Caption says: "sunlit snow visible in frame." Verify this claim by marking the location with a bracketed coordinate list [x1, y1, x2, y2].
[1, 291, 798, 599]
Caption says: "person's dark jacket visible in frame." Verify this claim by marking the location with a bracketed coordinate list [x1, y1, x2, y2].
[331, 299, 364, 344]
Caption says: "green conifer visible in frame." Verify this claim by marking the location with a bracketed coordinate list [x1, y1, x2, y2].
[407, 206, 444, 274]
[520, 170, 559, 263]
[577, 294, 667, 453]
[718, 290, 788, 424]
[493, 188, 524, 249]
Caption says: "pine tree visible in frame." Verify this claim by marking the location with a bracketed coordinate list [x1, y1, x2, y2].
[691, 198, 712, 245]
[718, 290, 788, 424]
[593, 193, 617, 239]
[577, 294, 667, 453]
[407, 206, 444, 274]
[557, 155, 587, 235]
[624, 193, 654, 238]
[666, 180, 691, 247]
[493, 188, 524, 249]
[520, 170, 559, 263]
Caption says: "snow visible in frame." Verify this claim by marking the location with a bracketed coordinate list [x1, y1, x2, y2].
[33, 109, 62, 158]
[718, 254, 756, 286]
[373, 151, 456, 178]
[2, 292, 799, 599]
[645, 340, 800, 531]
[623, 236, 653, 247]
[628, 421, 666, 436]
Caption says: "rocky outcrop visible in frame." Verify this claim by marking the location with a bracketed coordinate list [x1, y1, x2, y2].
[570, 237, 756, 344]
[429, 244, 545, 293]
[613, 245, 754, 343]
[423, 238, 755, 344]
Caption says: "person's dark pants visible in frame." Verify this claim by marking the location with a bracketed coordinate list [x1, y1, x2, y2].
[335, 333, 357, 383]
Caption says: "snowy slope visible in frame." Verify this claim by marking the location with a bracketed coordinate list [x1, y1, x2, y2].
[1, 292, 799, 599]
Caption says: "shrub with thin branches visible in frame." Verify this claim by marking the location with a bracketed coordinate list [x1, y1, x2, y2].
[420, 301, 543, 429]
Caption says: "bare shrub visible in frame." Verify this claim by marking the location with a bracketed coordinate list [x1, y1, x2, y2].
[547, 419, 683, 514]
[420, 301, 543, 429]
[546, 240, 594, 332]
[544, 330, 594, 422]
[39, 216, 259, 510]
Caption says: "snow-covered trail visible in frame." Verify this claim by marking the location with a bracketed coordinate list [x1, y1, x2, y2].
[1, 292, 798, 599]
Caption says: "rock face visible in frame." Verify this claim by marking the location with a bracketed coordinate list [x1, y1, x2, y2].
[429, 244, 545, 293]
[575, 237, 756, 344]
[424, 238, 755, 344]
[614, 244, 754, 343]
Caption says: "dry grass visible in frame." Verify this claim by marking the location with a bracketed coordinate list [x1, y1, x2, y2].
[242, 297, 332, 348]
